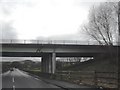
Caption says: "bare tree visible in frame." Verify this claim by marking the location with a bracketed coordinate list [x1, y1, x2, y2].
[82, 2, 118, 45]
[118, 1, 120, 39]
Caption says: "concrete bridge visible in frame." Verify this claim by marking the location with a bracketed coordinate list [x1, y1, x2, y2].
[0, 39, 118, 74]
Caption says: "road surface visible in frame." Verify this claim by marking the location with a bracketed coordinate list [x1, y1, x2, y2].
[2, 68, 100, 90]
[2, 68, 64, 89]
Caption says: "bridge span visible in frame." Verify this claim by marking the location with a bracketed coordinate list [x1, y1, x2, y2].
[0, 39, 118, 74]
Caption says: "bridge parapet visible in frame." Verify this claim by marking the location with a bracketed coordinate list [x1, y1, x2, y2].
[0, 39, 98, 45]
[0, 39, 119, 46]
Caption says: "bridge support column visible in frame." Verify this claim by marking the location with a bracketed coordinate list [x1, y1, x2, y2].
[41, 53, 56, 74]
[41, 55, 46, 73]
[51, 52, 56, 74]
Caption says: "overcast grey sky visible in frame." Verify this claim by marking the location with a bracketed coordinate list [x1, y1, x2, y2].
[2, 0, 115, 62]
[0, 0, 109, 41]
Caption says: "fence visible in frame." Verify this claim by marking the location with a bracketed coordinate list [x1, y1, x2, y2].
[1, 39, 120, 45]
[0, 39, 104, 45]
[52, 71, 118, 88]
[24, 70, 118, 88]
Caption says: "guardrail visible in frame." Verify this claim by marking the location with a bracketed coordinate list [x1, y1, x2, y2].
[0, 39, 100, 45]
[0, 39, 119, 45]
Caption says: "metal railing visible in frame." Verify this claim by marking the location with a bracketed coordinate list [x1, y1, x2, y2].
[0, 39, 100, 45]
[0, 39, 119, 45]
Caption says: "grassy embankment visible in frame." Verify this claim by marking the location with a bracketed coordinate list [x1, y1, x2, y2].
[60, 58, 117, 72]
[24, 55, 118, 88]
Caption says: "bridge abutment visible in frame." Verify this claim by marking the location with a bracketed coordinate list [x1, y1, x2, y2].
[41, 53, 56, 74]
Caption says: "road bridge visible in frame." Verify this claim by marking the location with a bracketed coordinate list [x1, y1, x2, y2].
[0, 39, 118, 74]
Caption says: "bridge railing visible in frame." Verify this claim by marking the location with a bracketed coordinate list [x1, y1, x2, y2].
[0, 39, 120, 45]
[0, 39, 100, 45]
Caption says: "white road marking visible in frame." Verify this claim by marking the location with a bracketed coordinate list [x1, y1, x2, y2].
[16, 69, 30, 77]
[13, 85, 15, 90]
[35, 78, 39, 80]
[12, 77, 15, 82]
[100, 87, 103, 89]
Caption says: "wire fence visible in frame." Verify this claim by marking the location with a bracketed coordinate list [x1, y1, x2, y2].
[54, 71, 118, 88]
[25, 70, 118, 88]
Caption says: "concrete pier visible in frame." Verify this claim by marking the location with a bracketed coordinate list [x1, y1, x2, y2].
[41, 53, 56, 74]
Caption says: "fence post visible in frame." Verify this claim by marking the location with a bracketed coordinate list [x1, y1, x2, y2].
[94, 71, 97, 86]
[68, 71, 70, 81]
[37, 40, 39, 44]
[118, 71, 120, 90]
[24, 40, 26, 44]
[60, 74, 62, 80]
[63, 40, 65, 44]
[10, 40, 12, 44]
[116, 71, 119, 89]
[76, 40, 77, 44]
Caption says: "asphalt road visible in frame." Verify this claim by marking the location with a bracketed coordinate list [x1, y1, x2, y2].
[2, 69, 101, 90]
[2, 68, 64, 89]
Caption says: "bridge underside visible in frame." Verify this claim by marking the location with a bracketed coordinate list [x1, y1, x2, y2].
[1, 52, 101, 57]
[1, 52, 102, 74]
